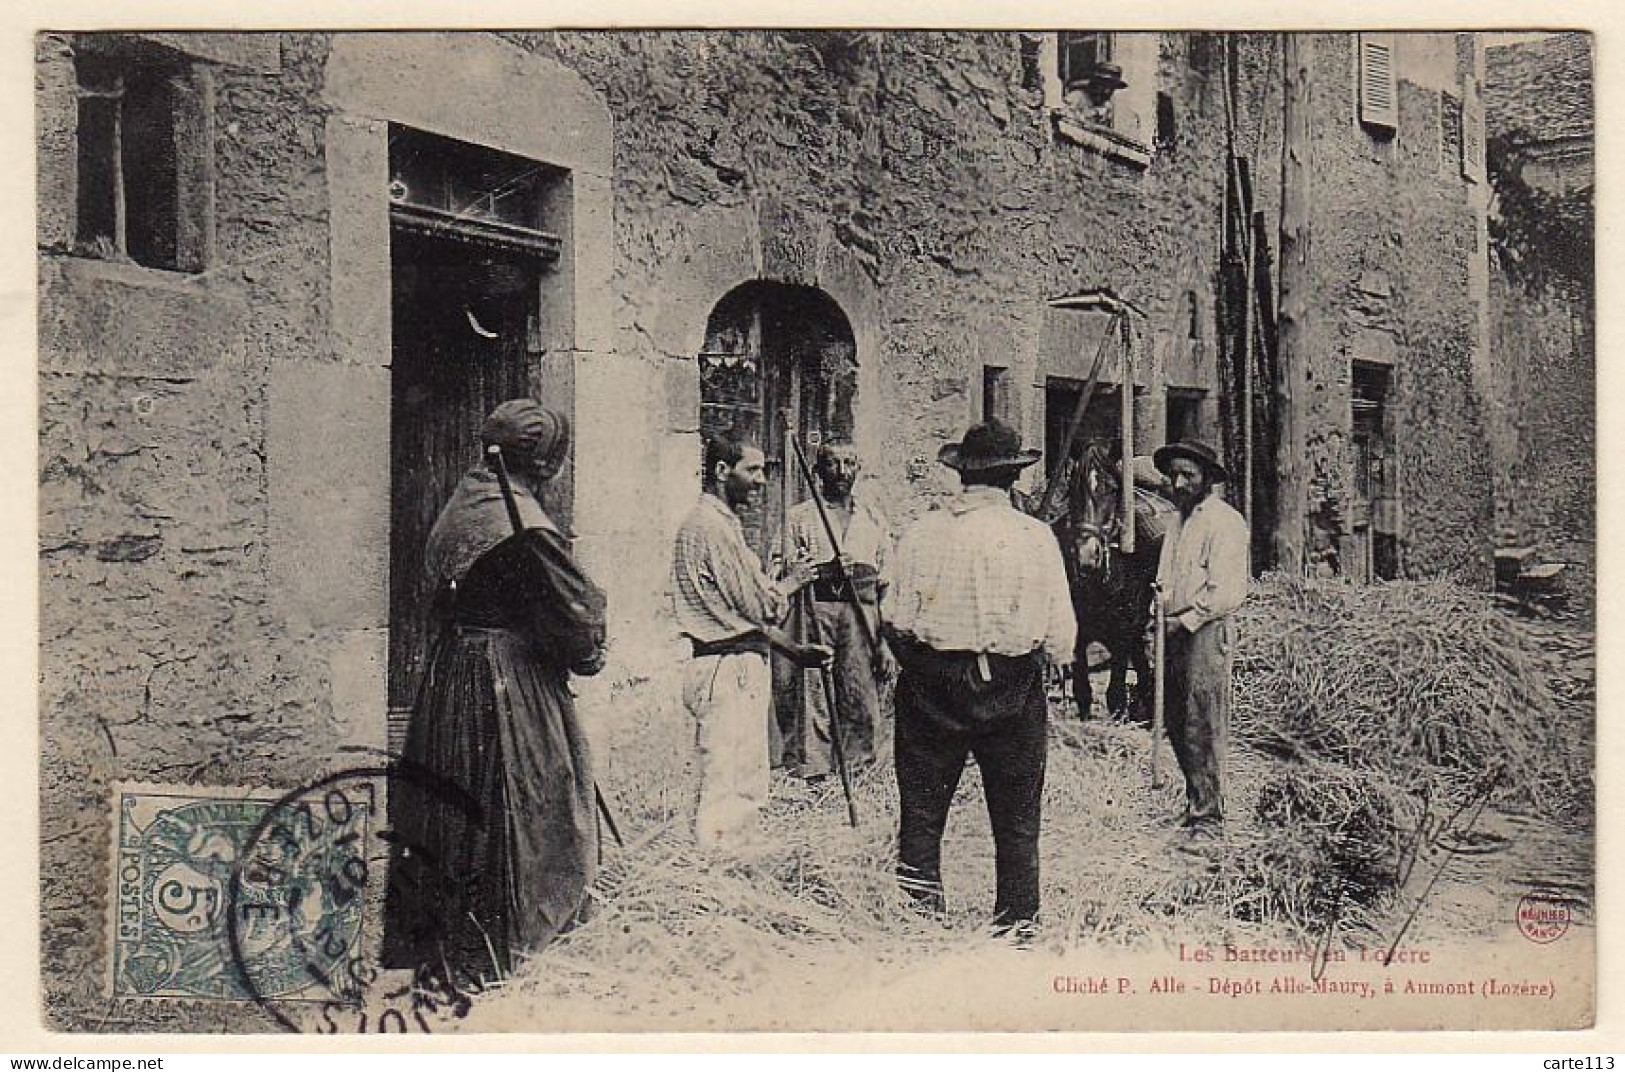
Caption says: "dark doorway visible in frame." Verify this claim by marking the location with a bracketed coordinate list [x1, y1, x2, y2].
[387, 249, 554, 754]
[699, 283, 857, 560]
[1166, 387, 1208, 444]
[1351, 361, 1398, 582]
[386, 128, 562, 748]
[1044, 378, 1121, 485]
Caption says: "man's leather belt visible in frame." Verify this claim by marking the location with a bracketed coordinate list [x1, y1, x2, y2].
[691, 634, 770, 658]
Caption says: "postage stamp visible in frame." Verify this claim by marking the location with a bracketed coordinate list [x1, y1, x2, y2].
[110, 782, 374, 1003]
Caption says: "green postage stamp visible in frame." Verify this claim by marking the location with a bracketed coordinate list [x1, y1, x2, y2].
[110, 782, 375, 1002]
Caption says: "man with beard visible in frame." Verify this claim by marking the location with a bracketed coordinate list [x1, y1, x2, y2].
[1152, 438, 1250, 841]
[673, 430, 830, 853]
[776, 439, 893, 778]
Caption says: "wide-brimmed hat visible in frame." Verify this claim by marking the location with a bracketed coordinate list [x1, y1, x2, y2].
[1153, 438, 1229, 483]
[937, 419, 1042, 472]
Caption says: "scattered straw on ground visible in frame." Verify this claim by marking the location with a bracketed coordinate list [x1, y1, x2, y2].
[456, 576, 1587, 1030]
[1234, 575, 1587, 818]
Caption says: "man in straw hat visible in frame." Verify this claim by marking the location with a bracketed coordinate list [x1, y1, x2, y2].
[884, 419, 1076, 939]
[1151, 438, 1249, 841]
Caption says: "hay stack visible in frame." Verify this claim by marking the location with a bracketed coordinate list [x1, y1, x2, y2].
[1233, 575, 1584, 819]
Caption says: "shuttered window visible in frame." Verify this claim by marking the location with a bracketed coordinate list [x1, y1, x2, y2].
[1461, 80, 1485, 183]
[1358, 33, 1398, 131]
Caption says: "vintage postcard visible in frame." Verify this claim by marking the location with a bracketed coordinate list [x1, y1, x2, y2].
[33, 25, 1596, 1036]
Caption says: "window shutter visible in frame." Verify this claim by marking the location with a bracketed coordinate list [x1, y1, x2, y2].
[1358, 33, 1398, 131]
[1461, 80, 1485, 183]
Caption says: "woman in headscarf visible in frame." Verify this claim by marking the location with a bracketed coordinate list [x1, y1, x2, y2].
[383, 399, 607, 987]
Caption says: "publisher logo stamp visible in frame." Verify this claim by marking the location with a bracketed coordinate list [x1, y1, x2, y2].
[1517, 892, 1573, 944]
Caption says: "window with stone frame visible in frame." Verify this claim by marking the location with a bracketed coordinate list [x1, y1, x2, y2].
[982, 365, 1014, 424]
[73, 37, 211, 273]
[1025, 31, 1158, 167]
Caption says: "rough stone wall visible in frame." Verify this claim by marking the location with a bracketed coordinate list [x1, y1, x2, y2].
[38, 34, 345, 1030]
[1242, 33, 1494, 584]
[1488, 273, 1595, 583]
[498, 30, 888, 649]
[506, 30, 1241, 533]
[1485, 32, 1593, 195]
[1482, 29, 1594, 591]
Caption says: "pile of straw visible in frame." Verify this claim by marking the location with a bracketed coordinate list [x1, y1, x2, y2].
[1232, 576, 1586, 818]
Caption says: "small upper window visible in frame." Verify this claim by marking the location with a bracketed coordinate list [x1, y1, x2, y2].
[1032, 32, 1157, 168]
[73, 40, 210, 273]
[1057, 31, 1115, 96]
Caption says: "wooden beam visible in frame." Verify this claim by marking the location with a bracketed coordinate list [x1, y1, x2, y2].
[1238, 158, 1256, 528]
[1120, 316, 1135, 554]
[1274, 33, 1311, 576]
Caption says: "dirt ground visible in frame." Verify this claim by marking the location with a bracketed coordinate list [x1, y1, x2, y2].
[313, 598, 1594, 1035]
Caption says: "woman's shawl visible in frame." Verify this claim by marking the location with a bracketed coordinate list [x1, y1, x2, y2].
[425, 465, 558, 587]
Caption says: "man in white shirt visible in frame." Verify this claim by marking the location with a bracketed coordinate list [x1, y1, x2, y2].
[884, 419, 1077, 937]
[672, 431, 828, 853]
[1152, 439, 1250, 838]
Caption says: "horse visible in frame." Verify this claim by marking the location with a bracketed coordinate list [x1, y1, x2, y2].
[1051, 440, 1164, 722]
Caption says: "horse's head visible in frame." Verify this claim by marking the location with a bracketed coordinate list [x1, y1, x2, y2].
[1060, 442, 1123, 580]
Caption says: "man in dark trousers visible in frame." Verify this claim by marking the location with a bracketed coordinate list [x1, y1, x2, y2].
[883, 419, 1077, 940]
[1152, 439, 1249, 841]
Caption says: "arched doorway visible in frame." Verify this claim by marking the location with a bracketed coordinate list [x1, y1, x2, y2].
[699, 282, 858, 559]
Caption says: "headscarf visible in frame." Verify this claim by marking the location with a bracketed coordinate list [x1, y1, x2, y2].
[481, 399, 571, 478]
[424, 401, 569, 586]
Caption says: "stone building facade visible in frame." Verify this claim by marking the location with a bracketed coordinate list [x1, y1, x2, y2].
[1484, 32, 1595, 585]
[37, 30, 1510, 1027]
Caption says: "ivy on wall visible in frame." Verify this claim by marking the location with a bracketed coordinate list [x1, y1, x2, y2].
[1486, 127, 1593, 293]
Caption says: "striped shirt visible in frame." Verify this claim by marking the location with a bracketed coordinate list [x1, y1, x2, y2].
[671, 493, 786, 645]
[887, 485, 1077, 664]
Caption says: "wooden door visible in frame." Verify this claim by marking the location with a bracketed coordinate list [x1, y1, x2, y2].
[388, 233, 539, 739]
[1350, 429, 1375, 584]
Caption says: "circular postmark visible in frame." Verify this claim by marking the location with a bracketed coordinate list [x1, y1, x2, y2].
[225, 762, 486, 1033]
[1516, 890, 1573, 944]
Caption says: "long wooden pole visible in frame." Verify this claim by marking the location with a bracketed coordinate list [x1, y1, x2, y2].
[1239, 175, 1257, 527]
[487, 445, 625, 849]
[1223, 36, 1256, 527]
[1274, 33, 1311, 576]
[1150, 581, 1166, 789]
[1119, 316, 1135, 555]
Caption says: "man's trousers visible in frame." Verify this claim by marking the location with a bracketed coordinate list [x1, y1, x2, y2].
[1164, 617, 1232, 825]
[683, 651, 772, 850]
[775, 597, 881, 777]
[893, 646, 1047, 925]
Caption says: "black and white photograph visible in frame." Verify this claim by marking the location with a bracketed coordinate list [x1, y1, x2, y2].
[31, 24, 1596, 1035]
